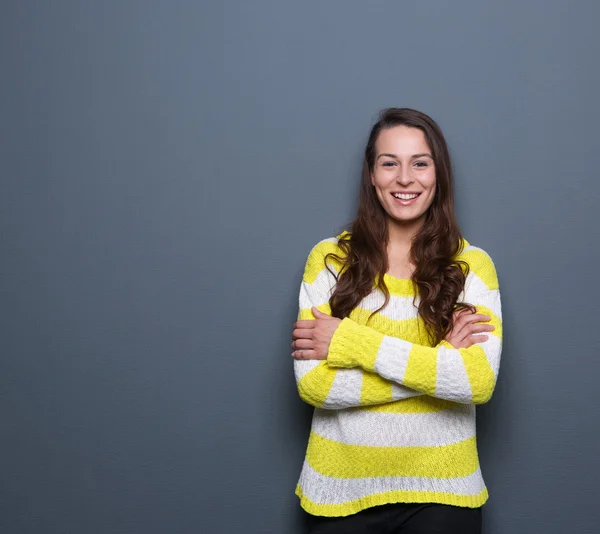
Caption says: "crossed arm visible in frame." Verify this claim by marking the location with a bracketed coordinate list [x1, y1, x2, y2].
[292, 246, 502, 409]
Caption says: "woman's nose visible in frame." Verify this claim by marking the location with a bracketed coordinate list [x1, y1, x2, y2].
[396, 167, 414, 185]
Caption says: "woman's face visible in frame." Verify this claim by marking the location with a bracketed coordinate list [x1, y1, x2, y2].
[370, 125, 437, 229]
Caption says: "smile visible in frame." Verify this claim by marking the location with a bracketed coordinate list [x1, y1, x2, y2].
[391, 192, 421, 205]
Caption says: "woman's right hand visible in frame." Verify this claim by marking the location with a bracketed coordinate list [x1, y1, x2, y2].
[444, 309, 495, 349]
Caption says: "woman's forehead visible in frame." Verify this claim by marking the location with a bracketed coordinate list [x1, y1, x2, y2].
[376, 126, 430, 156]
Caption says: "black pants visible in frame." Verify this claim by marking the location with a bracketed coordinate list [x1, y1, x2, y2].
[305, 503, 482, 534]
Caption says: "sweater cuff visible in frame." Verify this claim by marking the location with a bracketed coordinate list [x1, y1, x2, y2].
[327, 317, 385, 370]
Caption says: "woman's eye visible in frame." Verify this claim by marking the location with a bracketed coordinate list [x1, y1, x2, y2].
[382, 161, 396, 167]
[414, 161, 428, 168]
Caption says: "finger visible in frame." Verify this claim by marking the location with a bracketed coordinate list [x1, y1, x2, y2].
[452, 310, 475, 332]
[463, 324, 495, 336]
[294, 320, 316, 329]
[453, 308, 472, 320]
[292, 349, 320, 360]
[292, 339, 314, 350]
[311, 307, 330, 318]
[464, 333, 489, 347]
[467, 314, 491, 323]
[456, 325, 493, 346]
[451, 314, 473, 340]
[453, 313, 491, 339]
[477, 324, 495, 332]
[292, 328, 314, 340]
[456, 313, 490, 328]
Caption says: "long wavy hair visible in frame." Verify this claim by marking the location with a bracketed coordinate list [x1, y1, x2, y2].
[326, 108, 473, 345]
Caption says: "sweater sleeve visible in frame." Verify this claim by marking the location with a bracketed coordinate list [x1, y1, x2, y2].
[326, 247, 502, 405]
[294, 238, 423, 410]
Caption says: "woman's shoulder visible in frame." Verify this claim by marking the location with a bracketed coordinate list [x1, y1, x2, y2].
[307, 230, 350, 257]
[457, 238, 499, 288]
[303, 231, 350, 275]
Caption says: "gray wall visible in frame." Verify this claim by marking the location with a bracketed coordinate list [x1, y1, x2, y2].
[2, 1, 599, 533]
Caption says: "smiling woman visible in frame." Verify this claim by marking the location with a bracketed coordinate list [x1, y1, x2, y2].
[290, 108, 502, 534]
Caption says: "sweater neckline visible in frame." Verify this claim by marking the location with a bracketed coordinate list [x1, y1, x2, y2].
[378, 238, 471, 295]
[381, 273, 415, 295]
[336, 231, 471, 296]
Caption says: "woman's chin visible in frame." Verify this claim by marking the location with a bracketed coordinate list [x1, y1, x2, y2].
[387, 211, 427, 227]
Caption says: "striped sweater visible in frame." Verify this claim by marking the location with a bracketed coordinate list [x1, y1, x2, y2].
[294, 232, 502, 517]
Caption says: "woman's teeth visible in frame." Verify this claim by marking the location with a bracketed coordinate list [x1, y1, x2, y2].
[392, 193, 419, 200]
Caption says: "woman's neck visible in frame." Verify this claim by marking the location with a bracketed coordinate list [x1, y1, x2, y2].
[385, 218, 424, 279]
[387, 217, 424, 247]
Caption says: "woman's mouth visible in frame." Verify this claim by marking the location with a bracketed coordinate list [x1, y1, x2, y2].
[391, 192, 421, 206]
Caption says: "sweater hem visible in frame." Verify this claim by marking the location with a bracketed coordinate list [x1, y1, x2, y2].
[296, 484, 488, 517]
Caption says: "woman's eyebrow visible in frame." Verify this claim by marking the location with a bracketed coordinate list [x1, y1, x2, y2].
[376, 153, 433, 160]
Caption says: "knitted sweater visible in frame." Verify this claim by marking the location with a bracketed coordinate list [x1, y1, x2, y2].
[294, 232, 502, 517]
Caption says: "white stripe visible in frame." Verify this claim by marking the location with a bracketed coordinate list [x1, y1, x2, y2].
[391, 383, 423, 401]
[465, 273, 501, 311]
[356, 290, 419, 320]
[299, 275, 336, 309]
[480, 334, 502, 377]
[301, 269, 420, 321]
[294, 363, 421, 403]
[304, 265, 504, 324]
[311, 404, 475, 447]
[373, 336, 411, 382]
[323, 369, 363, 408]
[298, 461, 485, 505]
[436, 346, 472, 403]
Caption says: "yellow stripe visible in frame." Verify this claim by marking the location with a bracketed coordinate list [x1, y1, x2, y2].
[303, 241, 345, 284]
[296, 365, 338, 409]
[473, 305, 502, 339]
[296, 486, 488, 517]
[351, 309, 429, 345]
[460, 248, 498, 290]
[360, 372, 393, 405]
[403, 344, 438, 397]
[306, 433, 479, 479]
[298, 303, 332, 320]
[380, 274, 416, 297]
[455, 305, 501, 404]
[363, 396, 457, 414]
[301, 303, 427, 345]
[327, 317, 384, 369]
[460, 344, 496, 403]
[304, 236, 488, 293]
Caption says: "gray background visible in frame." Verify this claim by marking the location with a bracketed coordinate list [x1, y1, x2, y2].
[2, 1, 599, 533]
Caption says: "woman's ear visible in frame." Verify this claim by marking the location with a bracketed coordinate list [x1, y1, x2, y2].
[370, 172, 375, 186]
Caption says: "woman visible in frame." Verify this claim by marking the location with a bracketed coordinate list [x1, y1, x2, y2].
[291, 108, 502, 533]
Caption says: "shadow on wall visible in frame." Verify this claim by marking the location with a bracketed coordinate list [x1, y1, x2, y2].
[477, 287, 517, 532]
[257, 264, 314, 532]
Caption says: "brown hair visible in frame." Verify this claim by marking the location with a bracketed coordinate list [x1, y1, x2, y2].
[326, 108, 473, 345]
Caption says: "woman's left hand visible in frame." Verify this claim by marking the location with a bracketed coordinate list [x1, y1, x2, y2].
[292, 307, 342, 360]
